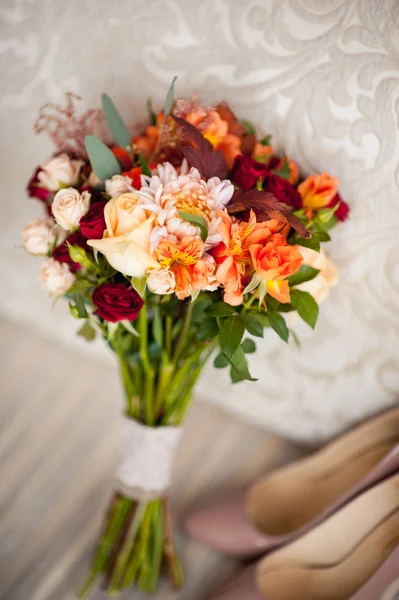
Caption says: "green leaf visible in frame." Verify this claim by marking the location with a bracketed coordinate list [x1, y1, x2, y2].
[152, 306, 163, 346]
[138, 153, 152, 177]
[107, 321, 119, 339]
[77, 320, 96, 341]
[214, 353, 229, 369]
[147, 97, 156, 126]
[272, 156, 290, 180]
[267, 311, 289, 342]
[241, 338, 256, 354]
[197, 316, 219, 341]
[219, 315, 245, 359]
[289, 328, 301, 349]
[191, 297, 212, 323]
[260, 135, 272, 146]
[290, 289, 319, 329]
[288, 265, 320, 287]
[85, 135, 122, 181]
[242, 314, 264, 338]
[230, 364, 246, 383]
[178, 210, 208, 242]
[68, 302, 80, 319]
[164, 76, 177, 123]
[250, 311, 270, 327]
[239, 119, 255, 135]
[290, 230, 330, 252]
[316, 205, 339, 224]
[101, 94, 131, 149]
[74, 294, 88, 319]
[229, 346, 257, 382]
[131, 277, 146, 297]
[205, 302, 236, 317]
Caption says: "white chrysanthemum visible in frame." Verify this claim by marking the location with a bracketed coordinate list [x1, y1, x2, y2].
[137, 159, 234, 249]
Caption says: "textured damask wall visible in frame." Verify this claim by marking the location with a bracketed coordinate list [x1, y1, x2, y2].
[0, 0, 398, 442]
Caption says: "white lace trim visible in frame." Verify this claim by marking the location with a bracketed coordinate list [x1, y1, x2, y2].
[116, 417, 183, 501]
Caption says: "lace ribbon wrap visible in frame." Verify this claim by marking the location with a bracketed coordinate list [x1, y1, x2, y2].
[116, 417, 183, 502]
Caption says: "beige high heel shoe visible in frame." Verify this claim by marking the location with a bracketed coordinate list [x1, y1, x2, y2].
[256, 473, 399, 600]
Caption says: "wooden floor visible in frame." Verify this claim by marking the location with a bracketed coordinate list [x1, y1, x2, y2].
[0, 318, 305, 600]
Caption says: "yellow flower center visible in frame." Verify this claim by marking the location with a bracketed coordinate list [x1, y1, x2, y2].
[159, 249, 198, 268]
[164, 188, 212, 224]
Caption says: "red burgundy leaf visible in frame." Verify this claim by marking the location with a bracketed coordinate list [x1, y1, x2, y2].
[228, 189, 311, 239]
[173, 115, 228, 180]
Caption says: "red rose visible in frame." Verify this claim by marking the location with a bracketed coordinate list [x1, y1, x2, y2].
[327, 192, 350, 221]
[263, 173, 303, 210]
[80, 202, 106, 239]
[92, 284, 144, 323]
[232, 155, 270, 191]
[52, 231, 88, 272]
[27, 167, 53, 215]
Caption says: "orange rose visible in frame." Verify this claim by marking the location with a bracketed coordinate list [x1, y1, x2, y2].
[298, 173, 339, 210]
[249, 234, 303, 303]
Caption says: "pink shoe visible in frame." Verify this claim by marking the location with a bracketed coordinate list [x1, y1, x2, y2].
[256, 472, 399, 600]
[185, 408, 399, 557]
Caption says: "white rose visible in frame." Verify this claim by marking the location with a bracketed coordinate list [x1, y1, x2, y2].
[37, 153, 84, 191]
[105, 175, 132, 198]
[88, 193, 159, 277]
[147, 269, 176, 295]
[22, 218, 57, 255]
[40, 258, 75, 296]
[52, 188, 91, 230]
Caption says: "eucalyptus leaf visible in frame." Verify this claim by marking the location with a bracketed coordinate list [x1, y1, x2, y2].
[164, 76, 177, 123]
[267, 311, 289, 343]
[101, 94, 131, 149]
[147, 97, 157, 126]
[85, 135, 122, 181]
[290, 289, 319, 329]
[179, 210, 208, 243]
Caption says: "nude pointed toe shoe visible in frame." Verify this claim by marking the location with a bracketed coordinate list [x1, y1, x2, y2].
[256, 472, 399, 600]
[185, 408, 399, 557]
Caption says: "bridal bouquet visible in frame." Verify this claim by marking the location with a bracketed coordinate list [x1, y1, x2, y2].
[23, 80, 349, 595]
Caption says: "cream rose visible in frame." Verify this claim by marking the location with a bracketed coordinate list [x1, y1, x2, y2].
[87, 192, 159, 277]
[52, 188, 91, 230]
[40, 258, 75, 296]
[37, 153, 84, 191]
[105, 174, 132, 198]
[22, 218, 57, 255]
[147, 269, 176, 295]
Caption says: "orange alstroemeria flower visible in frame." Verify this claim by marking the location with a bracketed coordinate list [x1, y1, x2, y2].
[249, 234, 303, 303]
[298, 172, 339, 210]
[155, 236, 211, 300]
[211, 210, 278, 306]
